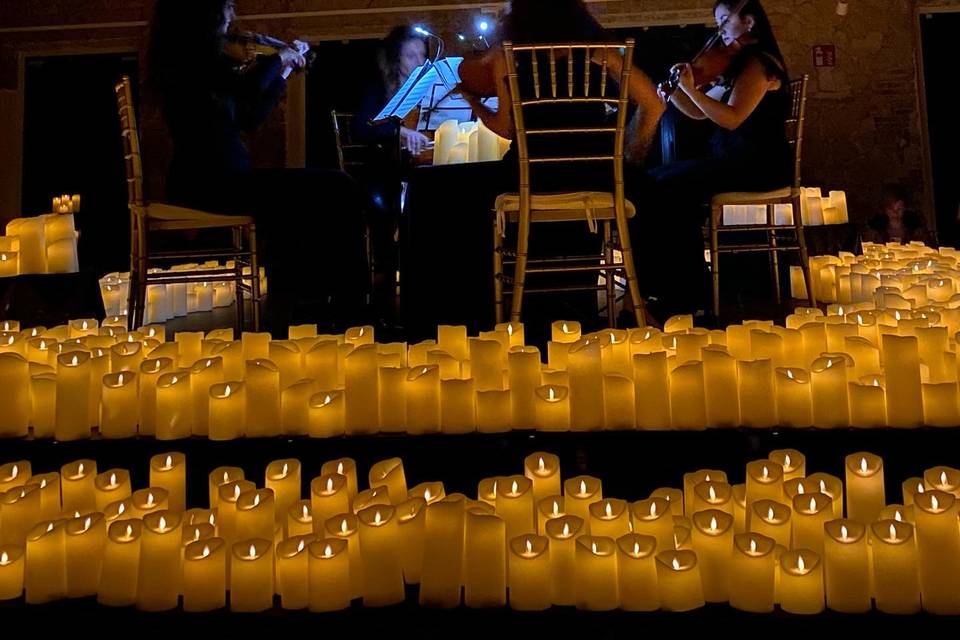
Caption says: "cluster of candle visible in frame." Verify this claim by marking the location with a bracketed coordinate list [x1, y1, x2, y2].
[98, 266, 267, 321]
[432, 119, 511, 165]
[722, 188, 848, 227]
[6, 307, 960, 438]
[0, 214, 79, 277]
[0, 449, 956, 614]
[51, 195, 81, 215]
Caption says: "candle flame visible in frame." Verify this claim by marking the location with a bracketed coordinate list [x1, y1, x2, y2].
[860, 457, 868, 473]
[222, 471, 230, 483]
[941, 471, 949, 486]
[525, 538, 533, 554]
[340, 519, 348, 534]
[492, 481, 498, 495]
[761, 466, 769, 479]
[40, 339, 46, 350]
[798, 555, 806, 572]
[78, 463, 85, 475]
[252, 494, 260, 508]
[672, 557, 680, 571]
[148, 327, 156, 337]
[374, 511, 382, 525]
[673, 533, 679, 549]
[424, 488, 432, 501]
[562, 323, 569, 332]
[605, 502, 613, 518]
[709, 516, 717, 532]
[202, 545, 210, 558]
[819, 480, 827, 494]
[749, 538, 757, 553]
[281, 463, 289, 477]
[206, 359, 213, 368]
[118, 503, 126, 515]
[894, 510, 903, 522]
[70, 354, 78, 366]
[507, 324, 514, 336]
[649, 502, 657, 517]
[118, 373, 125, 385]
[324, 544, 333, 558]
[46, 522, 54, 532]
[209, 514, 216, 525]
[82, 321, 88, 330]
[248, 544, 256, 558]
[109, 472, 117, 486]
[889, 523, 897, 541]
[873, 379, 879, 387]
[159, 516, 167, 530]
[224, 384, 232, 397]
[326, 477, 334, 493]
[511, 480, 519, 495]
[840, 525, 849, 540]
[787, 369, 794, 380]
[192, 528, 201, 541]
[562, 522, 570, 537]
[297, 539, 305, 553]
[164, 455, 173, 469]
[6, 336, 12, 346]
[233, 485, 240, 499]
[551, 500, 559, 516]
[82, 516, 92, 532]
[302, 505, 310, 519]
[125, 524, 132, 538]
[784, 454, 792, 468]
[0, 552, 7, 565]
[917, 483, 924, 494]
[10, 464, 18, 479]
[591, 541, 598, 554]
[708, 486, 717, 501]
[895, 310, 901, 321]
[337, 462, 344, 474]
[767, 507, 775, 521]
[932, 495, 940, 510]
[809, 497, 817, 512]
[538, 457, 545, 472]
[147, 492, 155, 507]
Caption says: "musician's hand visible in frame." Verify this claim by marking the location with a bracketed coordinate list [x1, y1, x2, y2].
[292, 40, 311, 56]
[401, 127, 430, 155]
[279, 47, 307, 71]
[671, 63, 695, 94]
[656, 85, 671, 104]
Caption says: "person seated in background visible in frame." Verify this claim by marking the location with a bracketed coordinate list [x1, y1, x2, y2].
[863, 185, 933, 245]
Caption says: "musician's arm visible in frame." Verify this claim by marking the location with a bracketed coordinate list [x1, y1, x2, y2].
[461, 55, 515, 140]
[681, 57, 770, 130]
[603, 51, 666, 162]
[234, 55, 287, 131]
[667, 91, 707, 120]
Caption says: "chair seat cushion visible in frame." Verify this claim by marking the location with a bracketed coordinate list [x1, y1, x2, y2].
[495, 191, 636, 222]
[710, 187, 793, 207]
[144, 203, 254, 230]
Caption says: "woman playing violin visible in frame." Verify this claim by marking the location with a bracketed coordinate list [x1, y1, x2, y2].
[148, 0, 370, 334]
[632, 0, 792, 319]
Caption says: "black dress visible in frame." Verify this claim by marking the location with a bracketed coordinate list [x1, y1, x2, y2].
[629, 46, 793, 316]
[161, 54, 370, 335]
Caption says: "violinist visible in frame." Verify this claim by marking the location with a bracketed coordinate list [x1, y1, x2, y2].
[631, 0, 792, 320]
[148, 0, 370, 334]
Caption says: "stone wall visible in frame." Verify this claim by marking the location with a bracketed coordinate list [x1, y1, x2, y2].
[0, 0, 955, 230]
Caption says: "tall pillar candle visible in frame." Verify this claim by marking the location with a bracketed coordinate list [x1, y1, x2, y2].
[311, 473, 350, 530]
[507, 347, 540, 428]
[209, 382, 245, 440]
[61, 459, 96, 514]
[55, 351, 91, 440]
[616, 533, 658, 611]
[670, 362, 707, 429]
[324, 513, 362, 599]
[0, 354, 29, 437]
[655, 549, 704, 612]
[99, 371, 138, 438]
[545, 515, 584, 606]
[309, 390, 345, 438]
[137, 511, 182, 611]
[883, 334, 924, 427]
[690, 510, 734, 602]
[507, 534, 550, 610]
[845, 452, 885, 524]
[778, 549, 824, 614]
[24, 520, 66, 604]
[870, 519, 921, 614]
[308, 539, 350, 612]
[913, 490, 960, 614]
[65, 513, 106, 597]
[419, 496, 465, 608]
[344, 344, 379, 434]
[235, 489, 275, 541]
[189, 357, 223, 437]
[496, 476, 535, 541]
[729, 533, 776, 612]
[823, 519, 871, 613]
[574, 536, 618, 611]
[266, 459, 300, 526]
[97, 520, 141, 607]
[276, 535, 313, 610]
[281, 379, 315, 437]
[182, 538, 226, 612]
[396, 497, 427, 585]
[0, 484, 41, 546]
[791, 493, 834, 558]
[155, 371, 192, 439]
[567, 338, 604, 431]
[810, 356, 850, 427]
[589, 499, 630, 540]
[357, 505, 405, 606]
[230, 539, 274, 612]
[406, 365, 441, 434]
[524, 452, 561, 501]
[463, 507, 506, 607]
[564, 476, 602, 526]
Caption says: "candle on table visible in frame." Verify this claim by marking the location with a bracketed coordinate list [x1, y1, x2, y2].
[309, 390, 345, 438]
[308, 539, 351, 612]
[551, 320, 581, 343]
[633, 352, 671, 429]
[655, 549, 703, 612]
[357, 505, 405, 606]
[692, 480, 734, 516]
[924, 466, 960, 496]
[25, 520, 66, 604]
[463, 506, 506, 608]
[563, 476, 602, 526]
[702, 346, 740, 426]
[574, 536, 618, 611]
[750, 500, 791, 548]
[65, 513, 106, 597]
[496, 476, 535, 542]
[809, 355, 850, 427]
[396, 497, 427, 585]
[93, 469, 132, 512]
[369, 457, 407, 505]
[25, 472, 59, 521]
[630, 497, 673, 552]
[778, 549, 824, 614]
[845, 452, 884, 524]
[230, 538, 274, 612]
[418, 496, 465, 608]
[324, 513, 362, 599]
[823, 519, 871, 613]
[913, 490, 960, 614]
[276, 535, 314, 610]
[477, 389, 512, 432]
[791, 493, 834, 558]
[870, 519, 921, 614]
[0, 461, 29, 493]
[265, 459, 300, 526]
[729, 533, 776, 612]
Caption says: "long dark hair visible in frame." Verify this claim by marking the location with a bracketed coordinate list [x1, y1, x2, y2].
[148, 0, 230, 95]
[500, 0, 609, 44]
[377, 26, 427, 96]
[714, 0, 788, 84]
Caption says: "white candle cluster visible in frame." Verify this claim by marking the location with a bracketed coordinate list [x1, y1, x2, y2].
[432, 118, 511, 165]
[0, 214, 79, 277]
[0, 450, 955, 613]
[51, 194, 81, 215]
[723, 188, 848, 227]
[5, 307, 960, 439]
[98, 266, 267, 321]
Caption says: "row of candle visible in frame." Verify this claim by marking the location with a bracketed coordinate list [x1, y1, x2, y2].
[52, 195, 81, 215]
[722, 188, 848, 227]
[0, 449, 958, 613]
[790, 241, 960, 305]
[1, 214, 79, 276]
[99, 265, 267, 321]
[432, 118, 511, 166]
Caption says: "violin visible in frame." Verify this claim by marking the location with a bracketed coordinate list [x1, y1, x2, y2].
[224, 31, 316, 71]
[457, 48, 499, 98]
[658, 0, 754, 96]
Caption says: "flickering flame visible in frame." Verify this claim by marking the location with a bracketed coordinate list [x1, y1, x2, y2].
[358, 327, 365, 337]
[784, 454, 792, 468]
[767, 507, 775, 521]
[511, 480, 519, 495]
[538, 457, 545, 472]
[40, 340, 46, 350]
[70, 354, 78, 366]
[650, 502, 657, 517]
[840, 525, 849, 540]
[224, 384, 233, 398]
[633, 542, 640, 556]
[281, 463, 288, 477]
[164, 455, 173, 469]
[889, 523, 898, 541]
[10, 465, 18, 479]
[159, 516, 167, 530]
[125, 524, 133, 538]
[206, 359, 213, 368]
[579, 480, 587, 496]
[787, 369, 794, 380]
[525, 539, 533, 554]
[605, 502, 613, 518]
[591, 542, 598, 554]
[672, 557, 681, 571]
[709, 516, 718, 532]
[302, 505, 309, 519]
[374, 511, 382, 525]
[337, 462, 344, 474]
[761, 466, 769, 479]
[932, 495, 940, 510]
[0, 552, 7, 565]
[917, 483, 925, 494]
[749, 538, 757, 553]
[809, 497, 817, 512]
[78, 463, 85, 475]
[941, 471, 949, 486]
[297, 539, 305, 553]
[233, 485, 240, 499]
[819, 480, 827, 494]
[201, 545, 210, 558]
[492, 481, 498, 495]
[562, 323, 569, 332]
[507, 324, 514, 336]
[82, 321, 88, 330]
[248, 544, 257, 558]
[562, 522, 570, 537]
[223, 471, 230, 483]
[109, 473, 117, 487]
[118, 373, 125, 385]
[894, 510, 903, 522]
[118, 503, 126, 515]
[340, 519, 348, 534]
[46, 522, 54, 532]
[252, 494, 261, 508]
[82, 517, 92, 532]
[797, 555, 806, 572]
[860, 457, 868, 473]
[324, 544, 333, 558]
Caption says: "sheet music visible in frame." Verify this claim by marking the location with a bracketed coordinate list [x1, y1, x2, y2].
[371, 61, 435, 125]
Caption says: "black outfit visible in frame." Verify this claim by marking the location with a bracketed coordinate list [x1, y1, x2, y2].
[630, 45, 793, 317]
[161, 54, 369, 335]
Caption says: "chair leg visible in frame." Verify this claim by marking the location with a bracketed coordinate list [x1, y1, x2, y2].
[493, 213, 505, 325]
[249, 224, 261, 333]
[134, 218, 149, 329]
[768, 227, 782, 305]
[710, 207, 721, 319]
[127, 216, 139, 330]
[509, 198, 531, 323]
[603, 221, 616, 328]
[794, 197, 817, 308]
[612, 203, 646, 329]
[232, 227, 244, 333]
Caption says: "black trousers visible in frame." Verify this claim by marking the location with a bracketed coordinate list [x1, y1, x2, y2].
[166, 167, 370, 335]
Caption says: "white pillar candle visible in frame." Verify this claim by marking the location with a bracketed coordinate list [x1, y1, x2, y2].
[55, 351, 91, 440]
[155, 371, 192, 440]
[0, 353, 29, 437]
[844, 452, 884, 524]
[774, 367, 813, 427]
[419, 496, 465, 608]
[406, 365, 441, 434]
[97, 520, 142, 607]
[913, 490, 960, 614]
[244, 359, 280, 437]
[24, 520, 66, 604]
[823, 519, 870, 613]
[633, 352, 670, 429]
[870, 519, 921, 614]
[567, 338, 604, 431]
[230, 538, 274, 612]
[655, 550, 704, 612]
[208, 382, 245, 440]
[670, 362, 707, 429]
[137, 511, 182, 611]
[308, 538, 351, 611]
[574, 536, 619, 611]
[523, 452, 561, 502]
[344, 344, 379, 434]
[182, 538, 227, 612]
[441, 378, 476, 433]
[810, 355, 850, 427]
[357, 505, 405, 606]
[883, 334, 923, 427]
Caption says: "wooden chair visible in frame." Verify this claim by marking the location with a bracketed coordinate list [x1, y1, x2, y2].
[708, 75, 816, 317]
[494, 39, 647, 327]
[115, 76, 260, 331]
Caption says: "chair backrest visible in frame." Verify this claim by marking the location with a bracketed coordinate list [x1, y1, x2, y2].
[502, 40, 635, 197]
[114, 75, 144, 207]
[785, 75, 809, 189]
[331, 110, 386, 173]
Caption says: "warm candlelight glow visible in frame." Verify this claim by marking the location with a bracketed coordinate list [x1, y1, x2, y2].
[672, 558, 680, 570]
[323, 544, 333, 558]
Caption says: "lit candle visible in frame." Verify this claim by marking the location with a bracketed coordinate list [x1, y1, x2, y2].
[682, 469, 727, 516]
[149, 452, 186, 513]
[0, 484, 41, 546]
[589, 499, 630, 540]
[236, 488, 275, 541]
[60, 459, 96, 514]
[845, 452, 884, 524]
[24, 520, 66, 604]
[778, 549, 824, 614]
[137, 356, 174, 437]
[276, 534, 314, 610]
[536, 495, 565, 536]
[769, 448, 805, 480]
[564, 476, 602, 526]
[269, 340, 303, 389]
[545, 515, 583, 606]
[54, 351, 91, 440]
[0, 460, 29, 493]
[463, 506, 506, 608]
[655, 549, 703, 611]
[281, 379, 315, 437]
[690, 509, 734, 602]
[408, 482, 445, 506]
[496, 476, 535, 542]
[733, 484, 747, 532]
[533, 385, 570, 431]
[321, 459, 358, 505]
[65, 512, 106, 597]
[244, 358, 280, 437]
[750, 500, 792, 548]
[791, 493, 834, 558]
[309, 474, 350, 533]
[913, 490, 960, 614]
[823, 519, 870, 613]
[924, 466, 960, 496]
[181, 538, 226, 612]
[209, 382, 245, 440]
[308, 390, 345, 438]
[419, 496, 465, 607]
[567, 338, 604, 431]
[405, 364, 441, 434]
[614, 534, 658, 611]
[354, 487, 391, 513]
[135, 514, 184, 609]
[130, 487, 168, 519]
[208, 466, 244, 509]
[25, 472, 59, 521]
[670, 362, 707, 429]
[809, 355, 850, 427]
[307, 539, 351, 612]
[745, 460, 783, 528]
[806, 472, 844, 519]
[344, 344, 379, 434]
[263, 459, 300, 527]
[633, 352, 671, 430]
[504, 534, 548, 611]
[573, 536, 619, 611]
[729, 533, 776, 612]
[870, 519, 921, 614]
[109, 340, 143, 373]
[189, 356, 223, 437]
[218, 480, 255, 551]
[93, 469, 132, 513]
[774, 367, 813, 427]
[507, 346, 539, 428]
[630, 497, 673, 552]
[324, 513, 362, 599]
[883, 334, 923, 427]
[396, 497, 427, 585]
[692, 480, 734, 516]
[287, 501, 313, 538]
[0, 545, 24, 601]
[551, 320, 581, 344]
[369, 457, 407, 505]
[27, 337, 57, 368]
[99, 371, 138, 439]
[357, 505, 405, 606]
[0, 354, 29, 437]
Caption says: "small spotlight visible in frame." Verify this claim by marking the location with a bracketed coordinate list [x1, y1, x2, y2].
[478, 20, 490, 33]
[414, 26, 431, 37]
[457, 33, 467, 42]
